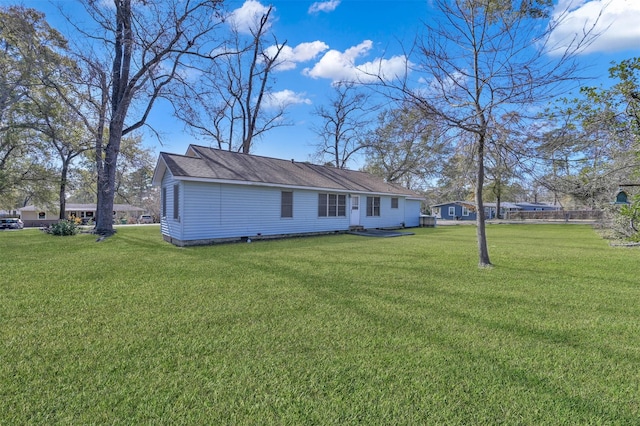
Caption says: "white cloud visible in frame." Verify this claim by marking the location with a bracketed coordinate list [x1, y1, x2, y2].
[265, 41, 330, 71]
[263, 90, 312, 109]
[303, 40, 408, 83]
[308, 0, 341, 14]
[417, 71, 469, 98]
[226, 0, 273, 34]
[549, 0, 640, 55]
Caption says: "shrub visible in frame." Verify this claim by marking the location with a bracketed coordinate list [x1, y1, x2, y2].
[602, 194, 640, 242]
[47, 219, 79, 236]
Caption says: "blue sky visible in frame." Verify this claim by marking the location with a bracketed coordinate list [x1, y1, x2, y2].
[6, 0, 640, 166]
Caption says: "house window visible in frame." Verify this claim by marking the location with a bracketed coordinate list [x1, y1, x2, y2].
[448, 206, 455, 217]
[366, 197, 380, 217]
[173, 184, 179, 220]
[281, 191, 293, 218]
[391, 197, 399, 209]
[339, 197, 346, 216]
[462, 206, 469, 216]
[38, 212, 46, 219]
[318, 193, 346, 217]
[162, 187, 167, 217]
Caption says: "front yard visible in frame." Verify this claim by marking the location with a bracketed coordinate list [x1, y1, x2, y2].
[1, 224, 638, 424]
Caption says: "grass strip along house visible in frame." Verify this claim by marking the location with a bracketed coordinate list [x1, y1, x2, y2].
[152, 145, 424, 246]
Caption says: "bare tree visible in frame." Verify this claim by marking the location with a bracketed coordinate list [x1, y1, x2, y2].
[312, 82, 376, 169]
[173, 5, 288, 154]
[485, 113, 527, 218]
[363, 104, 447, 189]
[396, 0, 599, 267]
[68, 0, 224, 235]
[536, 58, 640, 209]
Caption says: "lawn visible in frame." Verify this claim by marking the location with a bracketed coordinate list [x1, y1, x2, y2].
[1, 224, 639, 424]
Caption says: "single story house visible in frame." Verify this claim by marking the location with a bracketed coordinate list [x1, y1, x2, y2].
[512, 202, 562, 211]
[433, 201, 562, 220]
[484, 202, 562, 219]
[483, 202, 520, 219]
[431, 201, 477, 221]
[19, 203, 145, 227]
[151, 145, 425, 246]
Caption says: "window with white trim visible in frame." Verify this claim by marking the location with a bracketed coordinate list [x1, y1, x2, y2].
[391, 197, 399, 209]
[366, 197, 381, 217]
[162, 187, 167, 217]
[462, 206, 469, 216]
[281, 191, 293, 218]
[448, 206, 455, 216]
[318, 193, 346, 217]
[173, 184, 179, 220]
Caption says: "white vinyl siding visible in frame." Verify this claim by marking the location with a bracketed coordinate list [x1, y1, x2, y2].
[360, 195, 406, 229]
[161, 171, 182, 240]
[404, 199, 421, 227]
[159, 173, 418, 244]
[179, 183, 350, 241]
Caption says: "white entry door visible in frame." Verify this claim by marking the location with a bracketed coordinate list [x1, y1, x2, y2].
[350, 195, 360, 226]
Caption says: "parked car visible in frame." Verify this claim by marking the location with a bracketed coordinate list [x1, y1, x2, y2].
[0, 218, 24, 229]
[138, 214, 153, 224]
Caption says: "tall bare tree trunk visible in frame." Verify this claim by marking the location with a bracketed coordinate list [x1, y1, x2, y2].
[95, 130, 123, 233]
[95, 0, 131, 235]
[59, 162, 68, 220]
[475, 133, 491, 267]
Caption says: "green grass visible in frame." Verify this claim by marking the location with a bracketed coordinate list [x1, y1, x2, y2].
[1, 224, 639, 424]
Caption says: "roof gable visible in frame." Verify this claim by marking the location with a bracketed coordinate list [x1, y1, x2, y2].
[153, 145, 422, 198]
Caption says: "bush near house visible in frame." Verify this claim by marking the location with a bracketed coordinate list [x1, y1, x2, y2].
[619, 194, 640, 240]
[602, 193, 640, 242]
[44, 218, 80, 236]
[1, 225, 638, 424]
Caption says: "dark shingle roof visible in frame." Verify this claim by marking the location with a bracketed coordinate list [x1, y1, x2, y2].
[431, 200, 476, 208]
[156, 145, 422, 198]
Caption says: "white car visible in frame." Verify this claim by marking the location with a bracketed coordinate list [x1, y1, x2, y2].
[0, 218, 24, 229]
[138, 214, 154, 224]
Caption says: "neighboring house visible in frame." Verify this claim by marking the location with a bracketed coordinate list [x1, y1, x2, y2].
[484, 202, 521, 219]
[433, 201, 562, 221]
[513, 202, 562, 212]
[151, 145, 425, 246]
[19, 203, 145, 227]
[431, 201, 477, 221]
[484, 202, 562, 219]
